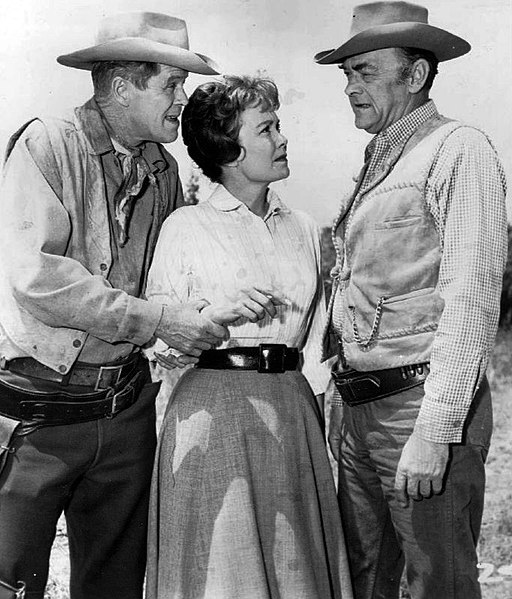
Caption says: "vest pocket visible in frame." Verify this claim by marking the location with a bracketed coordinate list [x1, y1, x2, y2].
[380, 286, 444, 337]
[374, 215, 423, 229]
[383, 286, 436, 304]
[344, 286, 442, 349]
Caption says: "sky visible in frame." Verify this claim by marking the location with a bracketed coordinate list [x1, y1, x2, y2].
[0, 0, 510, 225]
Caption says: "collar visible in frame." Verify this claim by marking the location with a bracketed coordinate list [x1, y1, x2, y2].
[371, 99, 439, 151]
[75, 98, 168, 173]
[208, 184, 290, 219]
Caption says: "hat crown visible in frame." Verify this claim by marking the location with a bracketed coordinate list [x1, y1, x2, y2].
[351, 1, 428, 35]
[96, 12, 190, 50]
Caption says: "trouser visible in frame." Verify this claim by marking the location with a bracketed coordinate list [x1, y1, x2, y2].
[0, 375, 160, 599]
[337, 378, 492, 599]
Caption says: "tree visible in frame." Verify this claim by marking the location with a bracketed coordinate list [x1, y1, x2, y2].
[320, 225, 336, 302]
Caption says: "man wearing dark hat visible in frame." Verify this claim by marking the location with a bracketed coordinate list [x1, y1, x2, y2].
[316, 2, 507, 598]
[0, 12, 228, 599]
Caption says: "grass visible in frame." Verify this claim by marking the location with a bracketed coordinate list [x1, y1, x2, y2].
[45, 332, 512, 598]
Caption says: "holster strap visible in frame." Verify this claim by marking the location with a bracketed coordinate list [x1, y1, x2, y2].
[331, 363, 430, 406]
[196, 345, 300, 373]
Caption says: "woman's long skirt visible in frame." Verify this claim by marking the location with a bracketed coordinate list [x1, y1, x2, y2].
[145, 368, 353, 599]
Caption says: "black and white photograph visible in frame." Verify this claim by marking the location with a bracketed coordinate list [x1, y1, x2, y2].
[0, 1, 510, 598]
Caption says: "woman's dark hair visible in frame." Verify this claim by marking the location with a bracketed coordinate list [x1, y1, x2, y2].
[395, 47, 439, 91]
[92, 61, 161, 100]
[182, 75, 280, 183]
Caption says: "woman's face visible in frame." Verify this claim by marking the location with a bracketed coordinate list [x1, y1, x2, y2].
[235, 106, 289, 185]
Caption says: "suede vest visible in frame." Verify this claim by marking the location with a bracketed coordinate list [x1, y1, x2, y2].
[328, 117, 470, 370]
[0, 106, 176, 372]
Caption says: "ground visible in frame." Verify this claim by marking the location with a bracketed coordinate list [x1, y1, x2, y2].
[45, 330, 512, 598]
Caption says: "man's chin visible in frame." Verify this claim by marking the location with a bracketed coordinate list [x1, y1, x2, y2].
[354, 118, 379, 134]
[158, 132, 178, 144]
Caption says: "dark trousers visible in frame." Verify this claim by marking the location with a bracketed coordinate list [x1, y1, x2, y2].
[0, 377, 160, 599]
[337, 379, 492, 599]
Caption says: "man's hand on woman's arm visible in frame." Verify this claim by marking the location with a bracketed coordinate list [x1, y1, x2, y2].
[153, 286, 288, 369]
[154, 300, 228, 368]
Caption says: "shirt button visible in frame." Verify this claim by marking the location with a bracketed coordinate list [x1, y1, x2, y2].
[58, 365, 67, 373]
[73, 339, 82, 348]
[100, 263, 108, 271]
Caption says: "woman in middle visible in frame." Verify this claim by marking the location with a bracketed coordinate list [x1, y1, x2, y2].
[145, 75, 353, 599]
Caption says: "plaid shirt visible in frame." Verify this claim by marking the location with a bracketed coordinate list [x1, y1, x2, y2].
[338, 100, 508, 443]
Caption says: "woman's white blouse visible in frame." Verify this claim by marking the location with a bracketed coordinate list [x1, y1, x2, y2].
[146, 184, 330, 394]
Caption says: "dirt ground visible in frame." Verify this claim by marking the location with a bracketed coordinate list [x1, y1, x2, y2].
[45, 330, 512, 598]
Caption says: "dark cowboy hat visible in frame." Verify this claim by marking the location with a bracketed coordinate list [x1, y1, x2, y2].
[315, 1, 470, 64]
[57, 12, 220, 75]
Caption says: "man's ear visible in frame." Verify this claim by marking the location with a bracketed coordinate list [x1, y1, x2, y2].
[111, 76, 131, 107]
[407, 58, 429, 94]
[224, 146, 246, 168]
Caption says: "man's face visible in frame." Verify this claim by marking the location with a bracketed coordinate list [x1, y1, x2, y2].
[341, 48, 412, 134]
[127, 65, 188, 144]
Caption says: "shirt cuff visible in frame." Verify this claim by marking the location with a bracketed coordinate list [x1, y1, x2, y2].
[143, 337, 173, 362]
[117, 298, 164, 347]
[413, 393, 466, 443]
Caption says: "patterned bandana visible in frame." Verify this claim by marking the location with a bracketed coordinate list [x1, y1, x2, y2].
[114, 148, 156, 246]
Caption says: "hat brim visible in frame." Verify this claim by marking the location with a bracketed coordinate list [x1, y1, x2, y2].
[57, 37, 220, 75]
[314, 22, 471, 64]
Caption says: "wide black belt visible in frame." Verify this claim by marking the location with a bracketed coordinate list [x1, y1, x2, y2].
[1, 353, 141, 390]
[196, 345, 300, 373]
[331, 362, 430, 406]
[0, 371, 146, 424]
[0, 357, 149, 424]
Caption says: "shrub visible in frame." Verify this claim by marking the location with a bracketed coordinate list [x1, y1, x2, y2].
[320, 225, 336, 302]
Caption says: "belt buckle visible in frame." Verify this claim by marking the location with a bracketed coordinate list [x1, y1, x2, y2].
[109, 392, 119, 417]
[95, 365, 123, 391]
[107, 385, 126, 418]
[106, 372, 140, 418]
[258, 344, 287, 373]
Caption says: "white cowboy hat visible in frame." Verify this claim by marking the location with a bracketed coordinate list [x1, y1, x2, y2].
[315, 1, 470, 64]
[57, 12, 220, 75]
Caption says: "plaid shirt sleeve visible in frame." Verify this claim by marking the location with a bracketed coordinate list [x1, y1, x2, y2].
[414, 126, 508, 443]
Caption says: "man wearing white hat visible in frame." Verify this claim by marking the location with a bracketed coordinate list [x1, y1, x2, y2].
[316, 2, 507, 598]
[0, 12, 227, 599]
